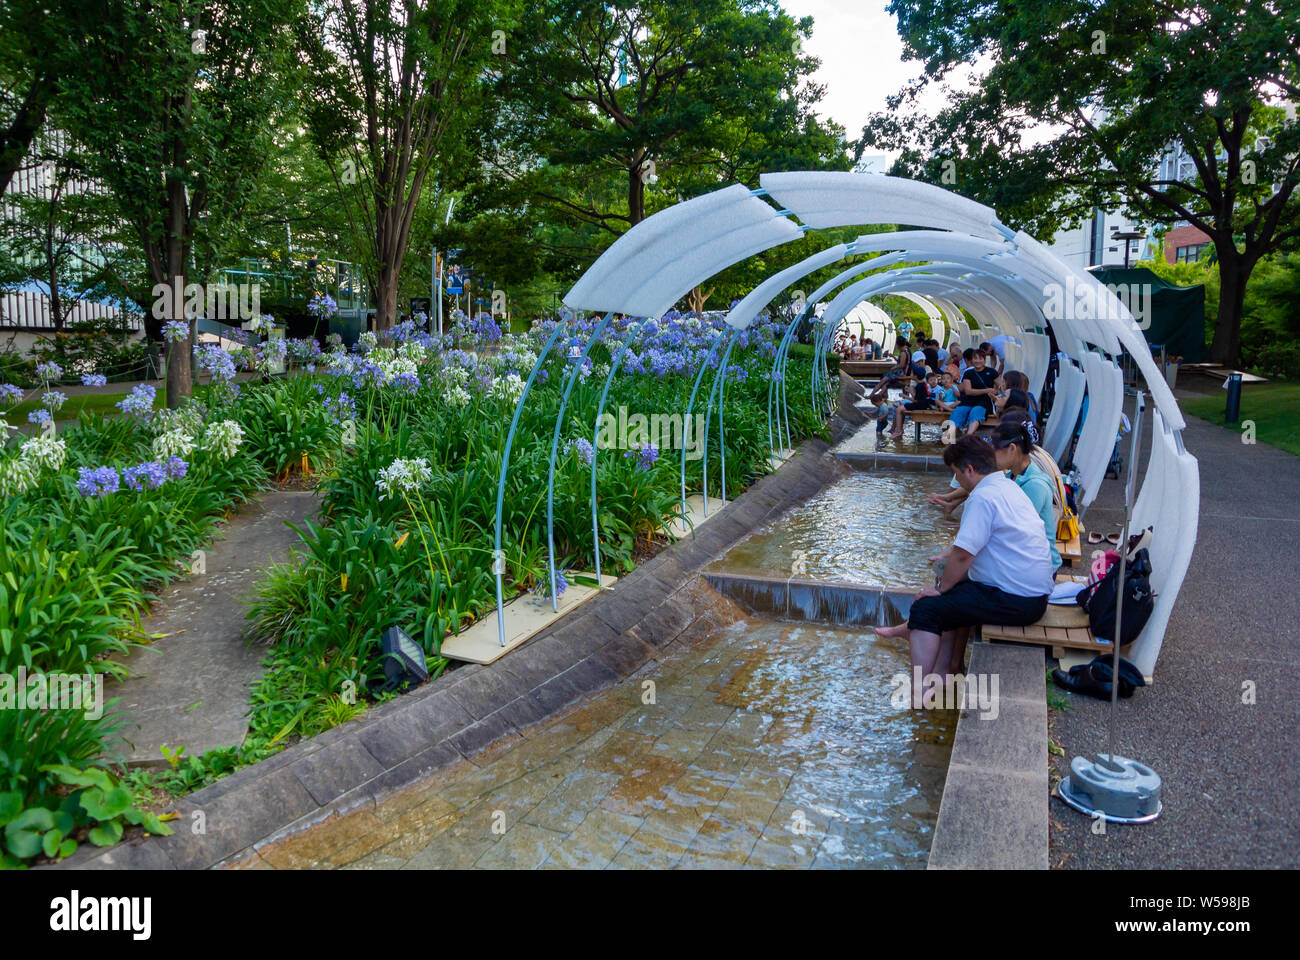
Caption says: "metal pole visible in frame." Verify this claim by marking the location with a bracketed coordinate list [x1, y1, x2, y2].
[1104, 390, 1144, 765]
[1225, 372, 1243, 424]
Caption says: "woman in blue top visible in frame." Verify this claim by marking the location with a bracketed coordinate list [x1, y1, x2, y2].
[990, 417, 1062, 570]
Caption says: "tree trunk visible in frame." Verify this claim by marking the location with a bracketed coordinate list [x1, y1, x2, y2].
[0, 72, 54, 196]
[47, 235, 62, 332]
[164, 176, 192, 408]
[1208, 248, 1251, 367]
[375, 263, 399, 330]
[628, 160, 645, 226]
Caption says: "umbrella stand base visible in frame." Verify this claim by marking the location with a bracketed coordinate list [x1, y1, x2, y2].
[1059, 754, 1162, 824]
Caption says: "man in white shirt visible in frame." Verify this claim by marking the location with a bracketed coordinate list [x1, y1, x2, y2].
[878, 435, 1054, 704]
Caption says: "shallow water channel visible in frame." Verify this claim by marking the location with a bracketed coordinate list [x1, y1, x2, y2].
[245, 614, 955, 870]
[710, 470, 959, 588]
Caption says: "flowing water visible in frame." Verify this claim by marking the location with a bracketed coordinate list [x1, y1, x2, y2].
[711, 471, 960, 588]
[240, 615, 955, 870]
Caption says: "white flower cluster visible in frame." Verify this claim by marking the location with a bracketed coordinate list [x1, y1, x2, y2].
[20, 435, 66, 472]
[490, 372, 524, 404]
[369, 347, 420, 382]
[439, 364, 470, 388]
[444, 384, 471, 408]
[357, 331, 378, 353]
[152, 429, 197, 459]
[201, 420, 244, 460]
[376, 457, 432, 501]
[0, 455, 40, 497]
[148, 403, 206, 438]
[0, 435, 67, 495]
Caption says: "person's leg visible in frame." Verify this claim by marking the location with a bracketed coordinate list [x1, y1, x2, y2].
[910, 630, 943, 706]
[949, 405, 971, 433]
[965, 406, 987, 436]
[889, 405, 906, 438]
[947, 626, 970, 674]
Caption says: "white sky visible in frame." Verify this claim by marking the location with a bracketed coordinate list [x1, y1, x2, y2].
[779, 0, 984, 164]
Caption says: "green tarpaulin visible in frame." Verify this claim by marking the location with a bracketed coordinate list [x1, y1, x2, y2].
[1087, 266, 1206, 362]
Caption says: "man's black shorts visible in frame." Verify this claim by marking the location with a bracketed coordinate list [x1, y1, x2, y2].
[908, 579, 1048, 635]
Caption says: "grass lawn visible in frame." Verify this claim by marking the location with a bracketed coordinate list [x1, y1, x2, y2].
[2, 390, 164, 426]
[1182, 382, 1300, 457]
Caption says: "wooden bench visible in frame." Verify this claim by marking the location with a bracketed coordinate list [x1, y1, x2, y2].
[1180, 363, 1268, 384]
[1057, 529, 1082, 564]
[900, 407, 1001, 443]
[842, 359, 898, 379]
[980, 601, 1116, 659]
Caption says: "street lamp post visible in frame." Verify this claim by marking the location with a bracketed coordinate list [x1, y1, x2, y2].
[1111, 229, 1144, 269]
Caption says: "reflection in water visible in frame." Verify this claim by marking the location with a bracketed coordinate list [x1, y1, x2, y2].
[713, 471, 959, 588]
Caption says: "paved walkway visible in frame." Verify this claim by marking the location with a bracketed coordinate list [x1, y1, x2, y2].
[1048, 396, 1300, 868]
[107, 488, 320, 766]
[233, 617, 953, 870]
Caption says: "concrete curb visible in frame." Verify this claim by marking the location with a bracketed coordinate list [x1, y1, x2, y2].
[928, 642, 1048, 870]
[53, 437, 845, 870]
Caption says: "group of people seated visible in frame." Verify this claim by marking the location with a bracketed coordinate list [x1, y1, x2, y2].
[835, 333, 883, 360]
[877, 412, 1066, 704]
[867, 336, 1038, 442]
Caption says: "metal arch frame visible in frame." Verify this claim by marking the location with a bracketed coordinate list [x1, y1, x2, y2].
[487, 172, 1193, 673]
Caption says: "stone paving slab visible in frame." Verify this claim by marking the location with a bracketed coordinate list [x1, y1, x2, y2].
[106, 488, 320, 766]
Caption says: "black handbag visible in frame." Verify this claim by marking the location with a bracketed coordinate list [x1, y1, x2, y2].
[1077, 547, 1155, 644]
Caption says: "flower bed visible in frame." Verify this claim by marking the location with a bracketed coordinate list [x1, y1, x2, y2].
[0, 308, 831, 865]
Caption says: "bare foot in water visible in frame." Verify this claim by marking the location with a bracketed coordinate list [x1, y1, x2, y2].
[875, 623, 909, 639]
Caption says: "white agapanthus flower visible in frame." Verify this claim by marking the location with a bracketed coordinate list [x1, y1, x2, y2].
[397, 340, 429, 364]
[357, 331, 378, 353]
[201, 420, 244, 460]
[152, 429, 197, 459]
[490, 372, 524, 404]
[444, 384, 471, 408]
[376, 457, 432, 501]
[0, 455, 39, 496]
[19, 435, 66, 472]
[440, 365, 470, 388]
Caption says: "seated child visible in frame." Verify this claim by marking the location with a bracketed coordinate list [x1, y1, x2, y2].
[888, 370, 936, 439]
[935, 371, 960, 411]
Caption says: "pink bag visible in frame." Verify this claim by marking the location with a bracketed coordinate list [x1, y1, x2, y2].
[1089, 549, 1119, 584]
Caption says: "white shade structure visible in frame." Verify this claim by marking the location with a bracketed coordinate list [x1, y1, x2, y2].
[555, 172, 1197, 676]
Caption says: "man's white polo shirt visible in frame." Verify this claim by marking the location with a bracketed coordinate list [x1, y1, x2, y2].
[952, 471, 1055, 598]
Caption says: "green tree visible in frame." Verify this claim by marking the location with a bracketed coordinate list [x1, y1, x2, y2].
[0, 1, 85, 195]
[296, 0, 514, 330]
[456, 0, 848, 296]
[56, 0, 301, 406]
[863, 0, 1300, 365]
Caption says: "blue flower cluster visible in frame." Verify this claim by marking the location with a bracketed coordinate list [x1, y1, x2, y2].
[117, 383, 157, 417]
[75, 466, 120, 498]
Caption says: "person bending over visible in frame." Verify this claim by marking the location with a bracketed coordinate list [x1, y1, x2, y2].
[991, 417, 1062, 571]
[879, 435, 1054, 699]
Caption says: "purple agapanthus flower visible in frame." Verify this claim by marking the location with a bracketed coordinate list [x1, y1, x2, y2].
[28, 409, 51, 424]
[565, 437, 595, 465]
[163, 456, 189, 480]
[122, 460, 168, 491]
[76, 466, 120, 498]
[391, 371, 421, 394]
[116, 383, 157, 417]
[81, 373, 108, 387]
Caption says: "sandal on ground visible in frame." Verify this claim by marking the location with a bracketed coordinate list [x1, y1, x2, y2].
[1105, 533, 1121, 545]
[1087, 531, 1105, 544]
